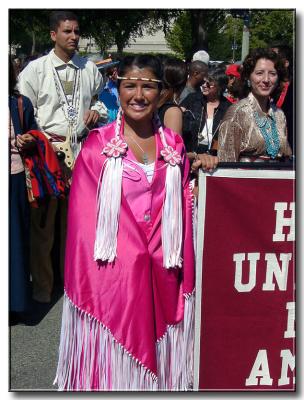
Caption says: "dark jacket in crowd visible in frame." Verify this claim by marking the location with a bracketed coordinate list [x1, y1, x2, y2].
[180, 92, 231, 153]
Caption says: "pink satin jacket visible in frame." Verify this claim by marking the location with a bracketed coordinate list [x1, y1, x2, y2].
[64, 122, 195, 378]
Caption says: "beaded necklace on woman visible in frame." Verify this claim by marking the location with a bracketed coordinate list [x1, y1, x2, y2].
[249, 93, 281, 159]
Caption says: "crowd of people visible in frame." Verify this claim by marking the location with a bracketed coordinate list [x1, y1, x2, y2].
[9, 9, 294, 391]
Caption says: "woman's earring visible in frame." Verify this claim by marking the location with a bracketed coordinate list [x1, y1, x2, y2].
[247, 80, 251, 88]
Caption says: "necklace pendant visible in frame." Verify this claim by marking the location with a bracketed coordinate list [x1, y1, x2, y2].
[143, 153, 149, 165]
[67, 105, 77, 122]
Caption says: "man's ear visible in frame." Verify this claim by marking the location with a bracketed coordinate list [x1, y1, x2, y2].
[50, 31, 57, 43]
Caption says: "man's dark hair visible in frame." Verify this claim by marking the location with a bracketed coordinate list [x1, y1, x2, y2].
[49, 10, 79, 31]
[189, 60, 208, 76]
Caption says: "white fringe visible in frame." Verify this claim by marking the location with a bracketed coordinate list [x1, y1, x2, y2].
[162, 164, 183, 268]
[94, 156, 123, 262]
[54, 294, 158, 391]
[54, 292, 195, 391]
[156, 293, 195, 390]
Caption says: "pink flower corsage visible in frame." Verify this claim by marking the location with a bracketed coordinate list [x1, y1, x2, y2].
[160, 146, 182, 166]
[102, 137, 128, 158]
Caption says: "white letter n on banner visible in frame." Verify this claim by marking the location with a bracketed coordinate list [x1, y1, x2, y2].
[234, 253, 260, 292]
[272, 202, 295, 242]
[262, 253, 292, 291]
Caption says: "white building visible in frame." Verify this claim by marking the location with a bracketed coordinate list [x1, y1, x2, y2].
[79, 28, 171, 56]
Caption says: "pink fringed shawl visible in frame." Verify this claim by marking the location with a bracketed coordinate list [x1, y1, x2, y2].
[54, 123, 195, 390]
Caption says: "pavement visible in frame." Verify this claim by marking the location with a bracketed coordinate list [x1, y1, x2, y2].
[9, 286, 63, 391]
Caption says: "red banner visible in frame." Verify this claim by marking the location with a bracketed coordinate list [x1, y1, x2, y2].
[194, 169, 295, 391]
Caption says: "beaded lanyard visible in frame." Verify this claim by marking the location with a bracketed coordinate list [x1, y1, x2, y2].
[52, 66, 81, 155]
[253, 108, 280, 159]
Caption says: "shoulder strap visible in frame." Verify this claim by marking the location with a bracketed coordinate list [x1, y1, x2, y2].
[17, 95, 24, 131]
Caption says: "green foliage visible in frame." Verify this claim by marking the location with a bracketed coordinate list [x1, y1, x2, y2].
[76, 9, 181, 56]
[203, 14, 242, 61]
[9, 9, 295, 62]
[166, 12, 192, 59]
[9, 9, 51, 55]
[249, 9, 294, 49]
[165, 9, 294, 61]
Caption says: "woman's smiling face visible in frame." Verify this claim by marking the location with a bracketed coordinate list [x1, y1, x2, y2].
[118, 67, 161, 122]
[249, 58, 278, 99]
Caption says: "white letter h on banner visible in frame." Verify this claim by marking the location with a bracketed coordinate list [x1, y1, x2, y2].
[272, 202, 295, 242]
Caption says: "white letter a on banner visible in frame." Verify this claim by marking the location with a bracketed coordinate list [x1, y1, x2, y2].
[245, 349, 273, 386]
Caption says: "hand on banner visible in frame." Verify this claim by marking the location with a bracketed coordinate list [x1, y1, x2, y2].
[191, 153, 219, 173]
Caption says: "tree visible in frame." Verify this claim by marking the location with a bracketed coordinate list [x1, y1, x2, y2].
[9, 9, 294, 61]
[249, 10, 294, 49]
[165, 9, 294, 62]
[165, 12, 192, 59]
[166, 9, 227, 61]
[76, 9, 180, 57]
[9, 10, 50, 56]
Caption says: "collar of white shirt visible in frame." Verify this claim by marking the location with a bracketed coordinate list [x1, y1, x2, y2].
[49, 48, 81, 70]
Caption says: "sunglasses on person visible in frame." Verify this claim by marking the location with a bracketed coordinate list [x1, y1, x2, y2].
[202, 80, 215, 88]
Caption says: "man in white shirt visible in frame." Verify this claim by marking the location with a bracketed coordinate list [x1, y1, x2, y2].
[18, 10, 106, 303]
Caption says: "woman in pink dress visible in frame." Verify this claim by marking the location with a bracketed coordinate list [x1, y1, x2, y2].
[54, 54, 218, 391]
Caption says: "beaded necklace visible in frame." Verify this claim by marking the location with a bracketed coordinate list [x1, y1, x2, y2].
[253, 107, 280, 159]
[52, 66, 81, 155]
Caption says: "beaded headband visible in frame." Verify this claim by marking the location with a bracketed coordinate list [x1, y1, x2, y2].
[117, 76, 162, 83]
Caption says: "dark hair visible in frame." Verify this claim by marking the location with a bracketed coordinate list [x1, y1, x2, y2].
[158, 57, 187, 107]
[241, 48, 288, 97]
[269, 42, 292, 61]
[117, 54, 163, 91]
[208, 62, 226, 75]
[162, 58, 187, 90]
[189, 60, 208, 76]
[207, 70, 228, 98]
[106, 66, 117, 77]
[269, 43, 293, 78]
[49, 10, 79, 31]
[9, 57, 18, 96]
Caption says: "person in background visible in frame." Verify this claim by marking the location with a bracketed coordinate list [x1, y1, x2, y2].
[270, 43, 294, 155]
[224, 63, 243, 103]
[178, 60, 208, 104]
[54, 54, 218, 391]
[99, 64, 120, 123]
[13, 57, 22, 76]
[181, 70, 231, 159]
[192, 49, 210, 65]
[157, 57, 188, 135]
[9, 58, 37, 324]
[18, 10, 105, 304]
[217, 48, 292, 162]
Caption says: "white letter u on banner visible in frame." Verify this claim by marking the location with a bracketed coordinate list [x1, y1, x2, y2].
[234, 253, 260, 292]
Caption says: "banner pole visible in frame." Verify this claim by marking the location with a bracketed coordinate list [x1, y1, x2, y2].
[193, 170, 207, 391]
